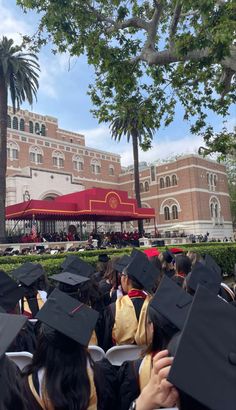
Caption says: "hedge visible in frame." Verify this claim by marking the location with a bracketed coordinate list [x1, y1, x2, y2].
[1, 243, 236, 278]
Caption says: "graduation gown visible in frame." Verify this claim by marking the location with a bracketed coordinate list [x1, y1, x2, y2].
[22, 358, 117, 410]
[7, 320, 37, 354]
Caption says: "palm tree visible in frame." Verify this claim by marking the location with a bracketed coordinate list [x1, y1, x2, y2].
[110, 96, 156, 235]
[0, 37, 39, 242]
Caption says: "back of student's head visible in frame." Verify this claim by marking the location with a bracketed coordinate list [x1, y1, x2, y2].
[0, 355, 27, 410]
[175, 255, 192, 276]
[26, 324, 92, 410]
[146, 305, 178, 353]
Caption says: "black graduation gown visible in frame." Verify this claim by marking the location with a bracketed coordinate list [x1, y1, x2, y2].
[118, 358, 142, 410]
[7, 320, 37, 354]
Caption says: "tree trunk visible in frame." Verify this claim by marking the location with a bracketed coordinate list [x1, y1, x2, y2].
[131, 129, 144, 236]
[0, 75, 8, 243]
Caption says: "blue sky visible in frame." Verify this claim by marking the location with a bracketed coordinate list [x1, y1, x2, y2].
[1, 0, 235, 166]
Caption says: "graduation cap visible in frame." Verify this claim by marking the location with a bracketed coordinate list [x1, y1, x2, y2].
[0, 306, 6, 313]
[168, 285, 236, 410]
[61, 255, 95, 278]
[186, 261, 221, 294]
[98, 254, 110, 263]
[113, 255, 131, 273]
[150, 275, 192, 330]
[169, 247, 184, 255]
[126, 250, 160, 292]
[11, 262, 45, 287]
[51, 272, 90, 287]
[204, 254, 222, 276]
[0, 313, 27, 358]
[0, 270, 25, 312]
[36, 288, 99, 346]
[162, 250, 174, 264]
[143, 248, 160, 258]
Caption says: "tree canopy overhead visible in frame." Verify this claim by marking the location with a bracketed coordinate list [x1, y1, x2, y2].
[18, 0, 236, 137]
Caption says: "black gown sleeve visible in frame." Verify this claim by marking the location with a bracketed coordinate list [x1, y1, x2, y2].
[118, 360, 140, 410]
[101, 304, 115, 351]
[94, 358, 118, 410]
[7, 321, 37, 354]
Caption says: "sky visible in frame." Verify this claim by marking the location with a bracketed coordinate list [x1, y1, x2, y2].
[0, 0, 235, 167]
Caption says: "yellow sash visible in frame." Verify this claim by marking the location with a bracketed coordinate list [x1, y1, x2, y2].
[139, 354, 152, 392]
[112, 294, 151, 345]
[23, 293, 45, 316]
[28, 367, 97, 410]
[89, 330, 98, 346]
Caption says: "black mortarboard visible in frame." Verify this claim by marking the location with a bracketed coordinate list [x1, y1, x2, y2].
[61, 255, 95, 278]
[186, 261, 221, 294]
[0, 270, 25, 312]
[0, 306, 6, 313]
[162, 250, 174, 264]
[36, 288, 99, 346]
[204, 254, 222, 276]
[168, 286, 236, 410]
[150, 275, 192, 330]
[113, 255, 131, 273]
[98, 254, 110, 263]
[126, 250, 160, 292]
[11, 262, 45, 287]
[0, 313, 27, 358]
[50, 272, 90, 287]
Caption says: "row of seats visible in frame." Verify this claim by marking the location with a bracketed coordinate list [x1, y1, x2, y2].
[6, 344, 145, 370]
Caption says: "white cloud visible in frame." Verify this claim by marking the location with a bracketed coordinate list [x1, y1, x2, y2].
[0, 1, 32, 44]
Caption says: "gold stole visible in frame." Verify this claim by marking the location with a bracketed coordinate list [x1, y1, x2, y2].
[28, 367, 97, 410]
[112, 294, 151, 345]
[89, 330, 98, 346]
[23, 293, 45, 316]
[139, 354, 152, 392]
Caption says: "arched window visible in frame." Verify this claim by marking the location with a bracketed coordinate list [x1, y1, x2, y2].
[7, 115, 11, 128]
[52, 151, 64, 168]
[160, 178, 165, 189]
[172, 205, 178, 219]
[109, 165, 115, 176]
[41, 124, 46, 136]
[144, 181, 149, 192]
[215, 203, 218, 218]
[213, 174, 217, 186]
[166, 176, 171, 187]
[20, 118, 25, 131]
[35, 122, 40, 135]
[164, 206, 170, 220]
[210, 203, 214, 217]
[209, 196, 221, 219]
[29, 146, 43, 164]
[172, 175, 177, 186]
[210, 174, 213, 186]
[29, 121, 34, 133]
[207, 173, 209, 184]
[7, 141, 19, 160]
[12, 116, 18, 130]
[73, 155, 84, 171]
[91, 159, 101, 174]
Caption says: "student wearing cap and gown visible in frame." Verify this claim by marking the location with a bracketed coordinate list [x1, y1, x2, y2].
[0, 270, 37, 353]
[22, 289, 117, 410]
[158, 251, 175, 278]
[102, 251, 159, 351]
[0, 312, 29, 409]
[11, 262, 48, 318]
[172, 255, 192, 288]
[93, 253, 110, 283]
[118, 275, 192, 410]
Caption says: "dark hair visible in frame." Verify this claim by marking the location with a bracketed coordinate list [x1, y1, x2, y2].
[78, 279, 104, 312]
[146, 305, 178, 353]
[0, 355, 27, 410]
[24, 325, 92, 410]
[104, 257, 120, 288]
[175, 255, 192, 276]
[123, 267, 143, 290]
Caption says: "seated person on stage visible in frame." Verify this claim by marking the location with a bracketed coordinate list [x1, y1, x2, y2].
[0, 312, 29, 410]
[118, 275, 192, 410]
[0, 270, 37, 353]
[11, 262, 48, 318]
[102, 250, 159, 351]
[22, 288, 117, 410]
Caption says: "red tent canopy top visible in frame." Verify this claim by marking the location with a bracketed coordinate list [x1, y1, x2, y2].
[6, 188, 155, 222]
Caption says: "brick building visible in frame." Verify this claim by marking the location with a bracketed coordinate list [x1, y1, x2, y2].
[6, 107, 233, 239]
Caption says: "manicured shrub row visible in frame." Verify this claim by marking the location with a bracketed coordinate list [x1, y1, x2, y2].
[1, 243, 236, 277]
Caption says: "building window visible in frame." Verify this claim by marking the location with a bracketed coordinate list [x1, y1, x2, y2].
[164, 206, 170, 220]
[172, 174, 177, 186]
[160, 178, 165, 188]
[144, 181, 149, 192]
[166, 176, 171, 187]
[52, 151, 65, 168]
[7, 141, 19, 160]
[213, 174, 217, 186]
[41, 124, 46, 136]
[207, 173, 209, 184]
[215, 203, 218, 218]
[151, 165, 156, 182]
[29, 146, 43, 164]
[109, 166, 115, 176]
[7, 115, 11, 128]
[140, 183, 144, 192]
[35, 122, 40, 135]
[209, 196, 221, 220]
[20, 118, 25, 131]
[172, 205, 178, 219]
[91, 159, 101, 174]
[210, 203, 214, 218]
[29, 121, 34, 133]
[13, 116, 18, 130]
[73, 155, 84, 171]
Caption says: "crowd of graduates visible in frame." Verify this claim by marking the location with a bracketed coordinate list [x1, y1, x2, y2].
[0, 245, 236, 410]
